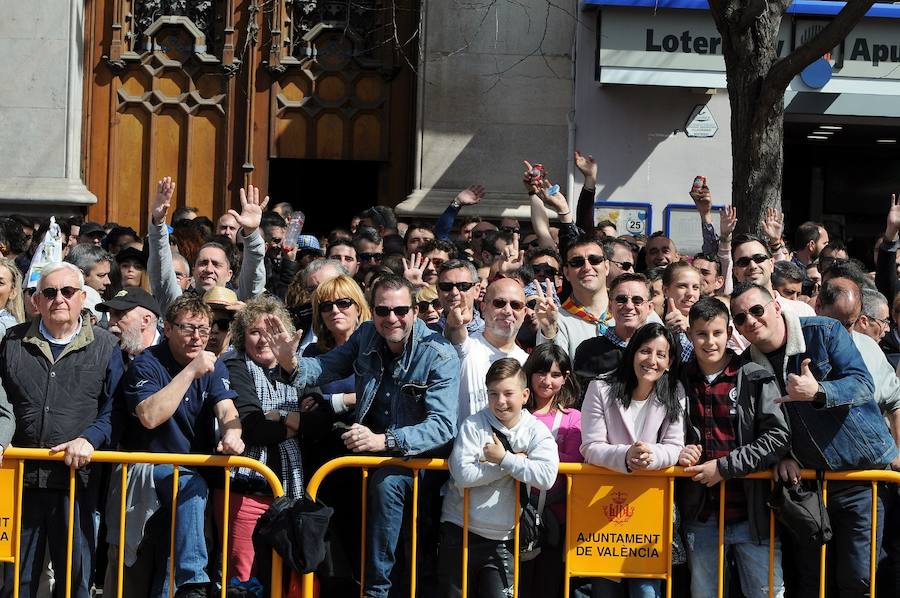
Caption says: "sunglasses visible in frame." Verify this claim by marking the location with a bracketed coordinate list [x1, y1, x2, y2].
[526, 299, 538, 310]
[212, 318, 232, 330]
[438, 281, 476, 293]
[734, 254, 769, 268]
[732, 302, 771, 326]
[359, 252, 383, 262]
[40, 286, 80, 300]
[417, 299, 442, 311]
[613, 294, 646, 306]
[491, 298, 525, 311]
[532, 264, 558, 277]
[471, 230, 486, 239]
[373, 305, 413, 317]
[525, 239, 541, 249]
[319, 298, 356, 313]
[610, 260, 634, 271]
[566, 255, 605, 268]
[500, 226, 520, 234]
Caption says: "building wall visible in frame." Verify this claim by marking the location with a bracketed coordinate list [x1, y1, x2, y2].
[398, 0, 578, 219]
[573, 7, 733, 233]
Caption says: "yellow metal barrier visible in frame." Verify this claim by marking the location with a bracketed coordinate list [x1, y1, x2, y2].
[1, 447, 285, 598]
[301, 456, 900, 598]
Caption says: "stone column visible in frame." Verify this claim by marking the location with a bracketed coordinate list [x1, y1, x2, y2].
[0, 0, 96, 213]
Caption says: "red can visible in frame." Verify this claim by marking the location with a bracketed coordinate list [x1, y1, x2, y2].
[692, 175, 706, 192]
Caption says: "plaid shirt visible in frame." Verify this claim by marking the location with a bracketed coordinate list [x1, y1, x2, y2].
[684, 351, 747, 522]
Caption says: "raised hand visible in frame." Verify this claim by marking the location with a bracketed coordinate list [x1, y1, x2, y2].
[523, 160, 541, 195]
[403, 253, 431, 289]
[534, 280, 559, 337]
[574, 150, 598, 181]
[777, 358, 819, 404]
[678, 444, 702, 467]
[229, 185, 270, 235]
[261, 315, 303, 371]
[664, 298, 689, 333]
[762, 207, 784, 244]
[446, 305, 470, 330]
[456, 185, 485, 206]
[720, 205, 738, 240]
[499, 238, 524, 274]
[537, 178, 569, 215]
[151, 177, 175, 225]
[886, 193, 900, 241]
[689, 183, 713, 218]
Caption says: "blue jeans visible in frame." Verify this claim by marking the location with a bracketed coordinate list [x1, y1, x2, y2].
[0, 485, 99, 598]
[152, 465, 210, 594]
[365, 467, 414, 598]
[791, 481, 883, 598]
[685, 519, 784, 598]
[590, 577, 661, 598]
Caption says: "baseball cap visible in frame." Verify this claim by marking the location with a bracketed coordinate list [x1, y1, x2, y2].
[297, 235, 323, 255]
[115, 246, 148, 267]
[96, 287, 161, 317]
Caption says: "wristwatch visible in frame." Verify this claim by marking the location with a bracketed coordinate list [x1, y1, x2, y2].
[450, 198, 462, 209]
[278, 410, 289, 425]
[385, 431, 399, 452]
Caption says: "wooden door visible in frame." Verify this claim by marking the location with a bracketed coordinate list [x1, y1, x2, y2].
[82, 0, 418, 232]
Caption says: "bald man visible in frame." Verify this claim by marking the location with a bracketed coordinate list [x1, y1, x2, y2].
[816, 277, 900, 467]
[444, 278, 529, 425]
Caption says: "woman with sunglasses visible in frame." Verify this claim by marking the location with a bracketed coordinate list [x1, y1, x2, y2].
[416, 284, 443, 328]
[580, 322, 685, 598]
[217, 295, 307, 582]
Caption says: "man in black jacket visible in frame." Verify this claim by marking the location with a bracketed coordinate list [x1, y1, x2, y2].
[0, 262, 125, 598]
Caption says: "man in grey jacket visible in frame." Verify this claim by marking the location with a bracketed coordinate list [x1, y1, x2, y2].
[147, 177, 268, 312]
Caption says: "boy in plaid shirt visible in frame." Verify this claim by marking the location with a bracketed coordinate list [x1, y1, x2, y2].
[678, 297, 790, 598]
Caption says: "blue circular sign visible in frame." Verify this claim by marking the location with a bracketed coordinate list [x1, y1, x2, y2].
[800, 58, 832, 89]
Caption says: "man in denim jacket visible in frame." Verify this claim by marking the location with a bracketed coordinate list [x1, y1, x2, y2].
[268, 274, 460, 598]
[731, 281, 897, 597]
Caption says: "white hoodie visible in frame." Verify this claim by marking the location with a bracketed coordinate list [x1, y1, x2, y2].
[442, 408, 560, 541]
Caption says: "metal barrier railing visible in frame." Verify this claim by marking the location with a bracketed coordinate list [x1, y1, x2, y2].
[0, 447, 285, 598]
[301, 456, 900, 598]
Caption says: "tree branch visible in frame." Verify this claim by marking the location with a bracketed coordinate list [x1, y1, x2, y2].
[763, 0, 876, 94]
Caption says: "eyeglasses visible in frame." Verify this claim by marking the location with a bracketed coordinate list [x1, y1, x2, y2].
[566, 255, 605, 268]
[610, 260, 634, 272]
[173, 322, 211, 337]
[428, 258, 446, 269]
[734, 254, 769, 268]
[491, 298, 525, 311]
[40, 286, 80, 300]
[500, 226, 520, 234]
[359, 252, 383, 262]
[526, 299, 538, 310]
[732, 302, 772, 326]
[613, 294, 646, 306]
[212, 318, 232, 331]
[532, 264, 558, 277]
[873, 317, 891, 329]
[417, 299, 442, 311]
[318, 298, 356, 313]
[174, 271, 189, 279]
[373, 305, 413, 317]
[438, 281, 476, 293]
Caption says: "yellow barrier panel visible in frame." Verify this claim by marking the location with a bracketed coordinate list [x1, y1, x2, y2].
[0, 447, 285, 598]
[301, 456, 900, 598]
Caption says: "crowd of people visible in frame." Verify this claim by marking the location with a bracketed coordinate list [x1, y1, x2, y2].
[0, 152, 899, 598]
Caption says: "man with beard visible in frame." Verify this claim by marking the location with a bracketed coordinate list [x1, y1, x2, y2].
[445, 278, 528, 425]
[792, 221, 829, 275]
[96, 287, 161, 358]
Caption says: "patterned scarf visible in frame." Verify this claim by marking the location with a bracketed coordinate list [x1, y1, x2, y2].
[561, 297, 613, 336]
[235, 355, 304, 499]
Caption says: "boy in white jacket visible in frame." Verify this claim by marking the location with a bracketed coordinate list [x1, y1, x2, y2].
[438, 358, 560, 598]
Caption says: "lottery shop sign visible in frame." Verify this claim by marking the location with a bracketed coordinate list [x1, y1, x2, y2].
[567, 474, 670, 577]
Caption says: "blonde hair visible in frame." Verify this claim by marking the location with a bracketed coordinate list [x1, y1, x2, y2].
[0, 258, 24, 323]
[416, 284, 439, 303]
[313, 274, 370, 351]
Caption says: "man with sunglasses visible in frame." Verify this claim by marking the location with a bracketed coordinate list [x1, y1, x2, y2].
[122, 295, 243, 598]
[732, 234, 816, 318]
[265, 274, 459, 598]
[352, 227, 384, 282]
[536, 235, 613, 359]
[730, 281, 895, 598]
[435, 260, 484, 335]
[573, 273, 654, 385]
[445, 278, 528, 424]
[603, 239, 637, 287]
[0, 262, 126, 598]
[526, 247, 563, 295]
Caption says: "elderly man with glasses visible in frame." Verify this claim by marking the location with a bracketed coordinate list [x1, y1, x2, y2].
[0, 262, 125, 598]
[730, 280, 895, 598]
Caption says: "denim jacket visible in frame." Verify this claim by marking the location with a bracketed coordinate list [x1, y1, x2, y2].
[288, 319, 460, 456]
[746, 311, 897, 471]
